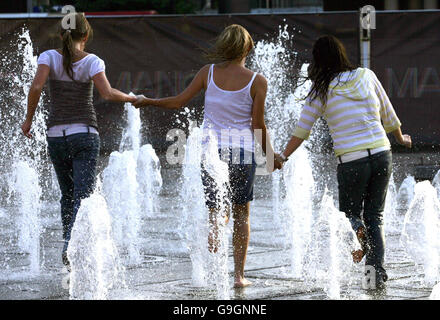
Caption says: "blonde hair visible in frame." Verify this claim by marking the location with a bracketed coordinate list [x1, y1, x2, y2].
[205, 24, 254, 62]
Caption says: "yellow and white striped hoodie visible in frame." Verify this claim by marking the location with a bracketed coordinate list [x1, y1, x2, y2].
[293, 67, 401, 157]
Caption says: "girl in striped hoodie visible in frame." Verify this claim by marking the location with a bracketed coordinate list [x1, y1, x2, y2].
[277, 35, 412, 290]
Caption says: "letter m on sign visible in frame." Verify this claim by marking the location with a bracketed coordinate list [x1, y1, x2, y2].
[386, 68, 418, 98]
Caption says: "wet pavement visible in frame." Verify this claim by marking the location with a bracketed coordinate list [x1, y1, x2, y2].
[0, 152, 439, 300]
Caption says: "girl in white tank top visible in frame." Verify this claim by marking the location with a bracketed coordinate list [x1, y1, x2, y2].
[134, 24, 282, 288]
[203, 63, 257, 152]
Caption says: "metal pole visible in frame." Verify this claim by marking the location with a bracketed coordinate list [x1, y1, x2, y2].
[27, 0, 33, 13]
[359, 8, 371, 69]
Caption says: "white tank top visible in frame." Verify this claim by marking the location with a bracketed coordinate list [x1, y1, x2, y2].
[202, 64, 257, 152]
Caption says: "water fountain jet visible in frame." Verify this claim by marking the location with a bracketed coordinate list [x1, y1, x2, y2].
[401, 181, 440, 285]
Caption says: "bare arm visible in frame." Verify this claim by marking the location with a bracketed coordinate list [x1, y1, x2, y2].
[251, 75, 271, 154]
[133, 65, 210, 109]
[371, 70, 411, 148]
[279, 98, 322, 161]
[251, 75, 281, 170]
[391, 127, 412, 148]
[282, 136, 305, 159]
[92, 72, 136, 103]
[21, 64, 50, 138]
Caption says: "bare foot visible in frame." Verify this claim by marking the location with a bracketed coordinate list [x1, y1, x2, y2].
[352, 226, 367, 263]
[234, 277, 252, 288]
[351, 249, 364, 263]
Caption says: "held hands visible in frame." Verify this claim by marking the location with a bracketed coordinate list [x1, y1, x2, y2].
[265, 153, 286, 173]
[132, 95, 151, 108]
[273, 153, 285, 171]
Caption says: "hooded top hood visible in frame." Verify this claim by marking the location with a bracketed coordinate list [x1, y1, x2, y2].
[329, 67, 372, 101]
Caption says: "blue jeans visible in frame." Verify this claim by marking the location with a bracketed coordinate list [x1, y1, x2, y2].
[47, 133, 100, 256]
[337, 150, 392, 281]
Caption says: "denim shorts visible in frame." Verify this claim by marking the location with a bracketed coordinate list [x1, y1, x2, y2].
[201, 148, 256, 209]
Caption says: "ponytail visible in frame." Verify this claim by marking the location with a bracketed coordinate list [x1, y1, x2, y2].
[62, 30, 75, 81]
[59, 13, 93, 81]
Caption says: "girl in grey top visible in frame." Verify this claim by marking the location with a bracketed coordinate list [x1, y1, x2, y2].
[21, 13, 137, 270]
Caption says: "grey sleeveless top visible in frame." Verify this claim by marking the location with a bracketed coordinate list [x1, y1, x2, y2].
[47, 79, 98, 129]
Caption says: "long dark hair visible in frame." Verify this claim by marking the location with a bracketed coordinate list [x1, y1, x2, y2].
[60, 13, 93, 80]
[306, 35, 356, 104]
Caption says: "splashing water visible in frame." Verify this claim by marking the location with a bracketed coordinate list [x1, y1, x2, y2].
[281, 146, 314, 278]
[303, 191, 360, 299]
[250, 25, 297, 149]
[137, 144, 162, 216]
[396, 175, 416, 211]
[179, 125, 209, 287]
[0, 28, 51, 276]
[433, 170, 440, 199]
[250, 27, 299, 240]
[203, 136, 231, 299]
[103, 149, 142, 265]
[384, 174, 399, 235]
[68, 190, 125, 300]
[0, 29, 48, 165]
[102, 101, 162, 266]
[70, 101, 161, 298]
[251, 26, 298, 203]
[401, 181, 440, 285]
[430, 282, 440, 300]
[103, 104, 141, 265]
[119, 100, 141, 154]
[384, 174, 403, 262]
[3, 24, 440, 301]
[178, 123, 231, 299]
[0, 29, 165, 296]
[10, 161, 42, 275]
[175, 31, 322, 294]
[248, 26, 359, 298]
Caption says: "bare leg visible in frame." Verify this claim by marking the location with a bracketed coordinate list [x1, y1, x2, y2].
[232, 202, 252, 288]
[208, 207, 230, 253]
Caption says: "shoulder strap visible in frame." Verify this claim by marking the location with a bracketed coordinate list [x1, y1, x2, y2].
[207, 64, 214, 84]
[247, 72, 258, 91]
[249, 72, 258, 85]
